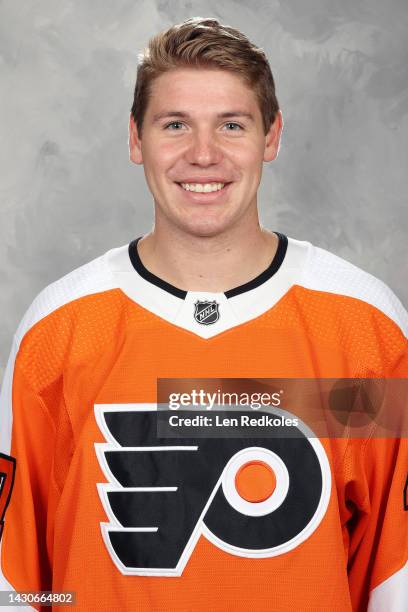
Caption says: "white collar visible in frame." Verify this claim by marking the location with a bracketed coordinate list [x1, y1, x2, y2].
[105, 233, 310, 339]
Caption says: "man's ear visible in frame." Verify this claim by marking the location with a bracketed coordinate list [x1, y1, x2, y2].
[128, 114, 143, 165]
[263, 110, 283, 163]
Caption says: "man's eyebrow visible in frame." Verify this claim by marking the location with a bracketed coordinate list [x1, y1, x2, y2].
[152, 111, 255, 123]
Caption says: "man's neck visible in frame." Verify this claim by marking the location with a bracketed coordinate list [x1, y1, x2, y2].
[136, 224, 279, 293]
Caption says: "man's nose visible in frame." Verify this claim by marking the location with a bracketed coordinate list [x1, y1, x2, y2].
[185, 130, 222, 166]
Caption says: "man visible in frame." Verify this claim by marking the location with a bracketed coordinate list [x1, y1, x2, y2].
[0, 17, 407, 612]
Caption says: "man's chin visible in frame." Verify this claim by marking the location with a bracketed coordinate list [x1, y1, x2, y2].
[174, 217, 233, 239]
[154, 197, 242, 238]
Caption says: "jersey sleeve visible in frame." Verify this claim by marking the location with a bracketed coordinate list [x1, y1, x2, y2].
[346, 351, 408, 611]
[0, 334, 56, 609]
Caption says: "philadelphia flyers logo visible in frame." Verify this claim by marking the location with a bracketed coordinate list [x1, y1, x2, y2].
[94, 404, 331, 576]
[0, 453, 16, 542]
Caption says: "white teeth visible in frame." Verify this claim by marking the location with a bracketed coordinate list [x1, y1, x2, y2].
[180, 182, 225, 193]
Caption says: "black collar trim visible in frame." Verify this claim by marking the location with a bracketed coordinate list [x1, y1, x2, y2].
[128, 232, 288, 300]
[225, 232, 288, 297]
[128, 238, 187, 299]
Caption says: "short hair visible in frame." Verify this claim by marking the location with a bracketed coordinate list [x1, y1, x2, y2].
[131, 17, 280, 137]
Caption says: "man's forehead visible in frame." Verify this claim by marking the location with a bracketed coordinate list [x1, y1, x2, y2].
[145, 68, 261, 123]
[149, 68, 255, 100]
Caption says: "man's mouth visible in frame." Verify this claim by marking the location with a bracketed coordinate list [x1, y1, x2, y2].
[178, 182, 227, 193]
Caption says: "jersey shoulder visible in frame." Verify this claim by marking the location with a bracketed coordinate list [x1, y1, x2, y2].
[298, 241, 408, 338]
[14, 246, 122, 347]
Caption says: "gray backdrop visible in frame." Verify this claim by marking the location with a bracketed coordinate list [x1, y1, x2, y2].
[1, 0, 407, 382]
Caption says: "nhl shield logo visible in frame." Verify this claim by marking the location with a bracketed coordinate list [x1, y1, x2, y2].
[194, 300, 220, 325]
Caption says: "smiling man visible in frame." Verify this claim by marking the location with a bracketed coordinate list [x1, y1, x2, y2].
[128, 66, 282, 292]
[0, 16, 407, 612]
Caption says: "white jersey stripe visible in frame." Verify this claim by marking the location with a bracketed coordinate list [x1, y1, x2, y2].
[368, 560, 408, 611]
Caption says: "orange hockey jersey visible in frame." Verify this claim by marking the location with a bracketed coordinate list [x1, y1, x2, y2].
[0, 233, 407, 611]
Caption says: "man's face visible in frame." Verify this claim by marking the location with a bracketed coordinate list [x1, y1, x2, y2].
[129, 67, 282, 237]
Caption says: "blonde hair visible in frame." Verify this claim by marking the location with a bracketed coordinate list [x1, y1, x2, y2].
[131, 17, 279, 137]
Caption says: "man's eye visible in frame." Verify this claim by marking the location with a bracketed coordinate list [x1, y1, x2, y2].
[164, 121, 184, 130]
[225, 122, 243, 131]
